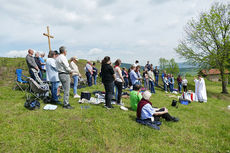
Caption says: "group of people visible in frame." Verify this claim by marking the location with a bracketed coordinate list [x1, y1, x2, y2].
[25, 50, 206, 128]
[85, 61, 98, 87]
[26, 47, 85, 109]
[162, 72, 188, 93]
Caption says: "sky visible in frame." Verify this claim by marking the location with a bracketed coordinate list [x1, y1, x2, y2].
[0, 0, 229, 65]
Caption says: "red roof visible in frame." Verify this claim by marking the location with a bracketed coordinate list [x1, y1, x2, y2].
[201, 69, 229, 75]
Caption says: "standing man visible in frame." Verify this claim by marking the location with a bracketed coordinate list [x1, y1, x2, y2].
[34, 52, 42, 79]
[153, 66, 159, 87]
[85, 61, 93, 86]
[56, 46, 74, 109]
[148, 68, 155, 93]
[26, 49, 43, 84]
[145, 61, 151, 71]
[194, 75, 207, 102]
[39, 52, 46, 81]
[92, 62, 98, 85]
[130, 65, 140, 86]
[46, 51, 60, 104]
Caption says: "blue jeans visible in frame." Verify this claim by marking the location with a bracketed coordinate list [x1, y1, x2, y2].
[93, 75, 97, 85]
[51, 81, 59, 101]
[178, 83, 182, 93]
[86, 72, 92, 87]
[164, 83, 167, 91]
[155, 75, 158, 86]
[149, 81, 155, 93]
[72, 75, 79, 95]
[144, 79, 149, 89]
[170, 84, 174, 92]
[124, 78, 129, 88]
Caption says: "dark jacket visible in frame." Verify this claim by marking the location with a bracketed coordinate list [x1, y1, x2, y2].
[101, 63, 114, 84]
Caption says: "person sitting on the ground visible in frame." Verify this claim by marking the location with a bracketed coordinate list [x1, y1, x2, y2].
[182, 76, 188, 92]
[130, 84, 142, 111]
[137, 90, 179, 122]
[70, 56, 81, 98]
[26, 49, 43, 84]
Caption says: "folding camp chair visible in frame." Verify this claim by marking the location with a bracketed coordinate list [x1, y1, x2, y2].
[26, 77, 50, 101]
[13, 69, 29, 92]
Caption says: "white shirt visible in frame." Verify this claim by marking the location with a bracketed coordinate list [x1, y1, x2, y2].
[114, 66, 123, 82]
[46, 58, 59, 82]
[85, 63, 93, 74]
[182, 79, 188, 86]
[70, 61, 80, 76]
[147, 70, 155, 81]
[56, 54, 72, 73]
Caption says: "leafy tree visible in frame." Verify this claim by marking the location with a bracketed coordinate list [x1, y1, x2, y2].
[159, 58, 179, 76]
[167, 58, 180, 76]
[159, 58, 168, 71]
[175, 2, 230, 94]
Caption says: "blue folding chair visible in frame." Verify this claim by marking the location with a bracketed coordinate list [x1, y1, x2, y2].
[13, 69, 29, 92]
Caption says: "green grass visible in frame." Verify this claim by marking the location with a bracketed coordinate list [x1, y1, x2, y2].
[0, 57, 230, 152]
[0, 77, 230, 153]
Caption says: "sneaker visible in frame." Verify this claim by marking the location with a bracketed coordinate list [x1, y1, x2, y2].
[172, 117, 179, 122]
[117, 102, 124, 106]
[63, 104, 74, 109]
[74, 94, 80, 98]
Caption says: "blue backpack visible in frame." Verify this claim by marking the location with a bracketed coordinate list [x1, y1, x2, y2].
[24, 100, 40, 110]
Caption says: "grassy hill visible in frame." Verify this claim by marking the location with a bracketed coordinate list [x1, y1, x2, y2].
[0, 57, 230, 152]
[0, 57, 100, 86]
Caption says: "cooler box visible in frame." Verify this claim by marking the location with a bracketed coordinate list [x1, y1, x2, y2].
[179, 99, 191, 105]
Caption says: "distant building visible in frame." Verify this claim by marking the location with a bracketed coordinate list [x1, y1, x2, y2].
[200, 69, 229, 82]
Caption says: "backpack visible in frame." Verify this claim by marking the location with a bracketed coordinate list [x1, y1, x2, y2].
[24, 100, 40, 110]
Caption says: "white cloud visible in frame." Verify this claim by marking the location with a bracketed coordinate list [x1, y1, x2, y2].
[5, 50, 28, 57]
[0, 0, 229, 65]
[88, 48, 104, 55]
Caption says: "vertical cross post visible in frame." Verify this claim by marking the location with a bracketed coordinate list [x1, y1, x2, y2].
[43, 26, 54, 52]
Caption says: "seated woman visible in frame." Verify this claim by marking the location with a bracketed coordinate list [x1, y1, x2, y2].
[137, 90, 179, 122]
[130, 85, 142, 111]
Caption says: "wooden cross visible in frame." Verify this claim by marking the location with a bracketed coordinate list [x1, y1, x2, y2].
[43, 26, 54, 52]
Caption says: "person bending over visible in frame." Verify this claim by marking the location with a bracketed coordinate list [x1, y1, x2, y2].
[137, 91, 179, 122]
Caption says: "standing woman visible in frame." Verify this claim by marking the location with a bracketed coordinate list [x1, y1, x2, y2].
[70, 56, 81, 98]
[92, 62, 98, 85]
[114, 59, 124, 105]
[101, 56, 115, 109]
[122, 67, 129, 88]
[177, 75, 182, 93]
